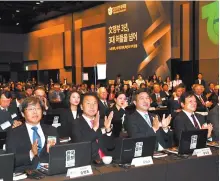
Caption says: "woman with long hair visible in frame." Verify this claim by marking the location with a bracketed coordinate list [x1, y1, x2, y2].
[59, 91, 82, 138]
[109, 92, 128, 137]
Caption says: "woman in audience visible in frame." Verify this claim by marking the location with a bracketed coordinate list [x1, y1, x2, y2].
[164, 76, 173, 91]
[151, 74, 158, 84]
[122, 84, 130, 98]
[172, 74, 183, 88]
[109, 92, 128, 137]
[59, 91, 82, 138]
[158, 76, 163, 86]
[107, 84, 116, 103]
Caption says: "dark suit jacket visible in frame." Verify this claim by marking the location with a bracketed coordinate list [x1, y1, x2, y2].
[0, 109, 13, 132]
[126, 111, 173, 149]
[58, 107, 82, 138]
[195, 94, 208, 112]
[109, 105, 127, 138]
[208, 93, 219, 110]
[195, 79, 206, 88]
[207, 105, 219, 141]
[168, 96, 182, 117]
[98, 99, 110, 120]
[173, 111, 205, 144]
[150, 91, 168, 107]
[6, 123, 59, 171]
[8, 99, 22, 121]
[71, 116, 114, 160]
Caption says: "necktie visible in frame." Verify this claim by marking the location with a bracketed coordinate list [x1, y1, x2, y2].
[31, 126, 42, 155]
[103, 101, 108, 108]
[144, 114, 152, 127]
[90, 120, 105, 159]
[199, 96, 206, 105]
[191, 114, 199, 129]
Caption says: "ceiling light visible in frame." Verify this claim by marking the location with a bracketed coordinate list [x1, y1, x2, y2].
[36, 2, 40, 5]
[16, 10, 20, 13]
[0, 17, 1, 20]
[40, 1, 44, 3]
[16, 22, 19, 25]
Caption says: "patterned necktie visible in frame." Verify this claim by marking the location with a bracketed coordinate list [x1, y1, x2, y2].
[191, 114, 199, 129]
[103, 101, 108, 108]
[90, 120, 105, 159]
[31, 126, 42, 155]
[144, 114, 152, 127]
[199, 96, 206, 105]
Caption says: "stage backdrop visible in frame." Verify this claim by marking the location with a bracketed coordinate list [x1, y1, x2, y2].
[106, 1, 171, 80]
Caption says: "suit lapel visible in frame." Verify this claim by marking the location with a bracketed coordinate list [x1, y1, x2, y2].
[181, 111, 197, 130]
[135, 111, 152, 129]
[23, 124, 33, 150]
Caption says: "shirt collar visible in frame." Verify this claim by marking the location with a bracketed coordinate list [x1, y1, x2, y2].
[182, 109, 194, 117]
[25, 122, 41, 129]
[16, 99, 20, 107]
[0, 106, 7, 111]
[136, 109, 148, 117]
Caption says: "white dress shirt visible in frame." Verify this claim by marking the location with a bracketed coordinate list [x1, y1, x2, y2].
[26, 122, 45, 160]
[72, 110, 77, 119]
[82, 114, 112, 136]
[136, 109, 167, 151]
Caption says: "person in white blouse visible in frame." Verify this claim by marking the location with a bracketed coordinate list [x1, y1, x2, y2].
[135, 74, 145, 88]
[172, 74, 182, 88]
[164, 76, 173, 91]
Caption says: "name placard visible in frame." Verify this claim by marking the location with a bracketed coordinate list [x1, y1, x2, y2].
[67, 165, 93, 178]
[131, 156, 153, 167]
[192, 148, 212, 157]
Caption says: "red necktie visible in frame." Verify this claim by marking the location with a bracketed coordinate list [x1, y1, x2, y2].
[90, 120, 105, 158]
[191, 114, 199, 129]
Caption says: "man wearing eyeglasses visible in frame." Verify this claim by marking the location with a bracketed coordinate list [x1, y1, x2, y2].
[0, 91, 22, 132]
[6, 97, 59, 172]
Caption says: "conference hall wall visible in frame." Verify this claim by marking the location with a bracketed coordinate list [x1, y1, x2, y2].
[199, 1, 219, 84]
[24, 1, 218, 84]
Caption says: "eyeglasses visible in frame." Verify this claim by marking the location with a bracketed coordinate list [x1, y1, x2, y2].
[25, 107, 42, 112]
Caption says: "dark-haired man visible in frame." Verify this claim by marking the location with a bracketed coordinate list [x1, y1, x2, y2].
[126, 89, 173, 150]
[71, 93, 114, 161]
[173, 92, 213, 143]
[0, 91, 22, 131]
[6, 97, 59, 171]
[195, 73, 206, 88]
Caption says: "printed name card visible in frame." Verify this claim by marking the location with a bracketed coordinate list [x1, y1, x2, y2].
[67, 165, 93, 178]
[131, 156, 153, 167]
[192, 148, 212, 157]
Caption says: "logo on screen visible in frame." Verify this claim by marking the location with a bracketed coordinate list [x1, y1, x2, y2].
[108, 4, 127, 16]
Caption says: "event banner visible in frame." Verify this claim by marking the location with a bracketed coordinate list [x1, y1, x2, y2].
[106, 1, 171, 80]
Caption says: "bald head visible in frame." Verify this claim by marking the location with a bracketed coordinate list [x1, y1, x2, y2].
[97, 87, 108, 100]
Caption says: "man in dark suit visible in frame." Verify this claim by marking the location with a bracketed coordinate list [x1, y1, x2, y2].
[207, 104, 219, 141]
[208, 85, 219, 110]
[150, 84, 168, 107]
[193, 84, 212, 114]
[173, 92, 213, 144]
[71, 93, 114, 161]
[168, 86, 183, 118]
[126, 89, 173, 150]
[0, 91, 22, 129]
[194, 73, 206, 88]
[8, 91, 26, 121]
[162, 84, 172, 99]
[6, 97, 59, 171]
[97, 87, 110, 120]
